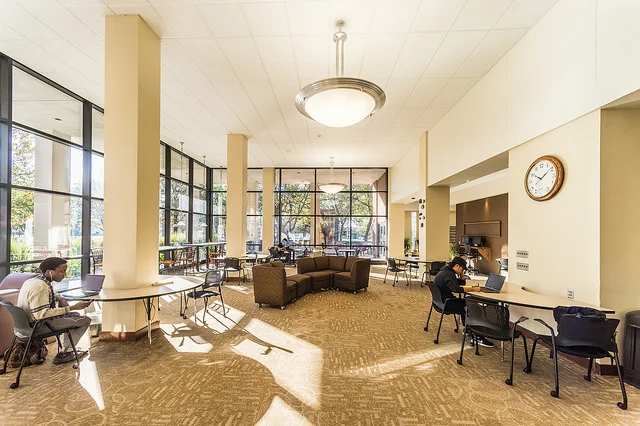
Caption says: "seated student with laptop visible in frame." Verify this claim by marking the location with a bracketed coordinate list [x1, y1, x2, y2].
[433, 257, 495, 348]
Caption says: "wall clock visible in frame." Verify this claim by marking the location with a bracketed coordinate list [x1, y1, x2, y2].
[524, 155, 564, 201]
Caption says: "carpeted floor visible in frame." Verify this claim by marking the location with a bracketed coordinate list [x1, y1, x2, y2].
[1, 267, 638, 425]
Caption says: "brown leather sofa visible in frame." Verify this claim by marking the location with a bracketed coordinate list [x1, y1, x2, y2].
[252, 256, 371, 310]
[0, 273, 37, 355]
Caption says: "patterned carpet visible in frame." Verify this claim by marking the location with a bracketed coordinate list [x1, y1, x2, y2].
[1, 266, 638, 425]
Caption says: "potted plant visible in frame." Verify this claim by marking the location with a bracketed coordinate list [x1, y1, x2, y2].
[404, 237, 411, 254]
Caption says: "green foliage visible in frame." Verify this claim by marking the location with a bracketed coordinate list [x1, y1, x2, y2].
[10, 238, 32, 262]
[449, 242, 459, 260]
[11, 130, 36, 233]
[170, 231, 187, 244]
[404, 237, 411, 253]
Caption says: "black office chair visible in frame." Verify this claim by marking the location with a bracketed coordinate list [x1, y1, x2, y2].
[527, 306, 627, 409]
[422, 261, 446, 285]
[184, 271, 225, 324]
[383, 258, 408, 286]
[424, 282, 461, 344]
[457, 298, 529, 386]
[0, 302, 83, 389]
[223, 257, 245, 283]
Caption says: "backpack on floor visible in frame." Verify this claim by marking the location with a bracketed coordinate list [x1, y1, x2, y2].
[3, 339, 48, 368]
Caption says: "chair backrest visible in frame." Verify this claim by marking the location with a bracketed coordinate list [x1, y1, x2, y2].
[429, 261, 446, 275]
[90, 249, 103, 263]
[204, 270, 223, 289]
[387, 258, 397, 269]
[553, 306, 619, 352]
[465, 298, 510, 329]
[426, 282, 445, 308]
[268, 247, 278, 256]
[0, 301, 33, 338]
[225, 257, 240, 269]
[0, 273, 38, 290]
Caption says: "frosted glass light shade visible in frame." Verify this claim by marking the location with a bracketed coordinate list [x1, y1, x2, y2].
[296, 77, 385, 128]
[319, 183, 346, 194]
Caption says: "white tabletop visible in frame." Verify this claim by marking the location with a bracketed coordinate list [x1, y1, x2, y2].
[62, 275, 203, 302]
[464, 280, 614, 313]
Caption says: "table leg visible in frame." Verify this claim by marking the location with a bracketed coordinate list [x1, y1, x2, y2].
[143, 297, 152, 344]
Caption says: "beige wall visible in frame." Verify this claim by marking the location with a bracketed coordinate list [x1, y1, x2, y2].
[388, 203, 405, 258]
[508, 111, 601, 333]
[600, 109, 640, 336]
[450, 170, 509, 208]
[429, 0, 640, 185]
[390, 142, 420, 203]
[226, 134, 248, 257]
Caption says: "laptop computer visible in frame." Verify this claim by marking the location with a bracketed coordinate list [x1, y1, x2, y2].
[61, 274, 105, 296]
[480, 273, 506, 293]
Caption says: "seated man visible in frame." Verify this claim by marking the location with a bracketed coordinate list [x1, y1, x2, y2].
[433, 257, 494, 348]
[17, 257, 93, 364]
[277, 239, 292, 263]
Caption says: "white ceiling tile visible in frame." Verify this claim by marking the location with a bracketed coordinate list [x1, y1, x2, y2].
[384, 79, 418, 107]
[243, 81, 277, 109]
[181, 39, 225, 63]
[289, 129, 311, 143]
[167, 62, 209, 87]
[65, 5, 111, 40]
[230, 62, 268, 81]
[0, 24, 24, 40]
[360, 60, 395, 80]
[431, 77, 479, 109]
[270, 80, 301, 103]
[161, 39, 192, 63]
[241, 2, 289, 37]
[199, 62, 237, 82]
[264, 61, 298, 80]
[362, 34, 404, 63]
[370, 0, 422, 33]
[296, 61, 329, 81]
[411, 0, 467, 32]
[217, 38, 260, 62]
[456, 29, 526, 78]
[391, 32, 446, 79]
[391, 108, 424, 127]
[107, 4, 171, 38]
[287, 1, 330, 36]
[328, 0, 375, 34]
[0, 4, 59, 39]
[281, 105, 308, 130]
[152, 3, 210, 38]
[495, 0, 558, 29]
[197, 3, 251, 38]
[436, 31, 488, 58]
[270, 127, 292, 143]
[214, 81, 254, 110]
[453, 0, 514, 31]
[254, 37, 295, 62]
[368, 106, 401, 128]
[292, 35, 330, 62]
[404, 78, 448, 108]
[415, 107, 449, 129]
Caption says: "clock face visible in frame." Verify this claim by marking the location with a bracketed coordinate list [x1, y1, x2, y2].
[525, 155, 564, 201]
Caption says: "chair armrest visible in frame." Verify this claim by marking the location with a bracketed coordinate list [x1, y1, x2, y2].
[513, 316, 528, 326]
[534, 318, 555, 335]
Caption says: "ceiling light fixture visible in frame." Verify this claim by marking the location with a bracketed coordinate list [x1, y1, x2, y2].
[295, 20, 386, 128]
[319, 157, 345, 194]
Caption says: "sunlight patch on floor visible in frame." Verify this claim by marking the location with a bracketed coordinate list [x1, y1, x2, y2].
[160, 323, 213, 353]
[255, 396, 314, 426]
[223, 284, 253, 294]
[188, 301, 245, 333]
[78, 358, 105, 410]
[232, 318, 323, 409]
[360, 342, 462, 378]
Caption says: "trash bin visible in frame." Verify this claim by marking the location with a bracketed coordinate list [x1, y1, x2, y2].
[623, 311, 640, 388]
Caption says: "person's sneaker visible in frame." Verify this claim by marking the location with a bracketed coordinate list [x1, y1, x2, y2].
[52, 350, 88, 365]
[477, 338, 495, 348]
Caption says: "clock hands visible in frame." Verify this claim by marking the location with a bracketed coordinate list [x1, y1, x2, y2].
[535, 168, 551, 186]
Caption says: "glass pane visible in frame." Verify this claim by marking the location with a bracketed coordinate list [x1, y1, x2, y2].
[247, 191, 262, 215]
[351, 169, 387, 191]
[350, 217, 378, 245]
[192, 214, 208, 243]
[92, 108, 104, 153]
[279, 215, 311, 244]
[375, 191, 387, 217]
[159, 177, 166, 208]
[279, 192, 310, 215]
[246, 215, 262, 252]
[11, 189, 82, 260]
[91, 154, 104, 198]
[91, 199, 103, 249]
[247, 168, 263, 191]
[170, 180, 188, 210]
[317, 168, 349, 191]
[212, 168, 227, 189]
[318, 192, 349, 216]
[170, 149, 189, 183]
[316, 216, 350, 246]
[193, 188, 206, 214]
[12, 67, 83, 143]
[159, 209, 165, 246]
[211, 192, 226, 215]
[12, 128, 83, 195]
[211, 216, 226, 242]
[169, 211, 188, 244]
[351, 192, 375, 216]
[193, 161, 206, 189]
[160, 144, 165, 175]
[280, 169, 313, 191]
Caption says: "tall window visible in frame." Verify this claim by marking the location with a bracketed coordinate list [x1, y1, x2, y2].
[247, 168, 262, 252]
[274, 168, 387, 258]
[211, 168, 226, 243]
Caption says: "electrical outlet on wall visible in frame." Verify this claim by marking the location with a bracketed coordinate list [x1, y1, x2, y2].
[567, 288, 574, 299]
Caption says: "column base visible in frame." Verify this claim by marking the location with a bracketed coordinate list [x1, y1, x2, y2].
[98, 320, 160, 341]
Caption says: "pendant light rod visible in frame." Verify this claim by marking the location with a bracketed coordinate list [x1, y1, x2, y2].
[334, 20, 346, 78]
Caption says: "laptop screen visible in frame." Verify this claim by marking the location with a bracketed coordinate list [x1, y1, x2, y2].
[485, 273, 506, 291]
[83, 274, 105, 292]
